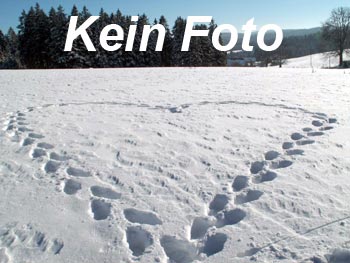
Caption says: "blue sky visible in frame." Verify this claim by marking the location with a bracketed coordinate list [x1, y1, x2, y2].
[0, 0, 349, 32]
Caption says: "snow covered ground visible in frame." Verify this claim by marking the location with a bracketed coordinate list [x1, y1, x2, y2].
[0, 68, 350, 263]
[284, 51, 350, 69]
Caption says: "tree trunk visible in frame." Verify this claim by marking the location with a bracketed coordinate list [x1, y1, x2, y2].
[339, 50, 344, 67]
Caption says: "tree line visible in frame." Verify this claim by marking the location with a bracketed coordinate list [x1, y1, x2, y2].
[0, 4, 227, 69]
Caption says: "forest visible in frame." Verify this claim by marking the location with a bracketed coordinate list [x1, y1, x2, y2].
[1, 4, 346, 69]
[0, 4, 227, 69]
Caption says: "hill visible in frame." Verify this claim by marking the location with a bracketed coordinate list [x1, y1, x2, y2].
[221, 27, 321, 50]
[283, 50, 350, 68]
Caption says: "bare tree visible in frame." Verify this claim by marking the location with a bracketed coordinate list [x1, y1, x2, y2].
[322, 7, 350, 67]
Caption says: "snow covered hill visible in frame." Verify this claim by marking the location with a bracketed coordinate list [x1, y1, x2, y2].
[284, 51, 350, 69]
[0, 68, 350, 263]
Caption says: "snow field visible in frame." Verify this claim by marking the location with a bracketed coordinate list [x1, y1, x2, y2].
[0, 68, 350, 262]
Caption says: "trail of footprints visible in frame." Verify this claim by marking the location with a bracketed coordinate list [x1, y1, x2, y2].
[180, 113, 338, 262]
[2, 109, 124, 255]
[1, 109, 338, 262]
[0, 222, 64, 257]
[123, 113, 338, 262]
[2, 108, 163, 259]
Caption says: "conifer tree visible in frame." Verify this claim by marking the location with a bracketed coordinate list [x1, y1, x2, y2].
[18, 8, 33, 68]
[191, 24, 210, 66]
[159, 16, 172, 66]
[48, 6, 69, 68]
[18, 4, 50, 68]
[5, 28, 21, 68]
[209, 19, 227, 66]
[134, 14, 149, 66]
[65, 5, 81, 68]
[79, 6, 93, 67]
[93, 8, 110, 67]
[65, 5, 94, 68]
[172, 17, 187, 66]
[0, 30, 6, 61]
[108, 9, 127, 67]
[144, 18, 162, 67]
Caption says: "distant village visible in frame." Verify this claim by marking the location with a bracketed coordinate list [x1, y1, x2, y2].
[227, 50, 257, 67]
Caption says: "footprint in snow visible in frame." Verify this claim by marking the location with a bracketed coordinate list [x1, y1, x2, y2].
[296, 139, 315, 146]
[17, 121, 28, 126]
[209, 194, 229, 214]
[126, 226, 153, 257]
[123, 208, 162, 225]
[255, 170, 278, 184]
[282, 142, 294, 150]
[328, 118, 337, 124]
[201, 233, 228, 257]
[28, 133, 44, 139]
[286, 149, 304, 156]
[232, 175, 249, 192]
[302, 127, 313, 132]
[312, 120, 324, 127]
[270, 160, 293, 170]
[66, 167, 91, 177]
[250, 161, 265, 174]
[63, 179, 82, 195]
[18, 127, 33, 132]
[22, 138, 35, 146]
[49, 152, 69, 161]
[320, 126, 334, 131]
[32, 148, 47, 159]
[90, 186, 121, 200]
[216, 208, 247, 228]
[307, 131, 325, 137]
[264, 150, 280, 161]
[90, 199, 111, 221]
[44, 160, 60, 173]
[37, 142, 54, 150]
[235, 189, 264, 205]
[160, 236, 197, 263]
[6, 124, 16, 131]
[291, 132, 304, 141]
[190, 217, 215, 240]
